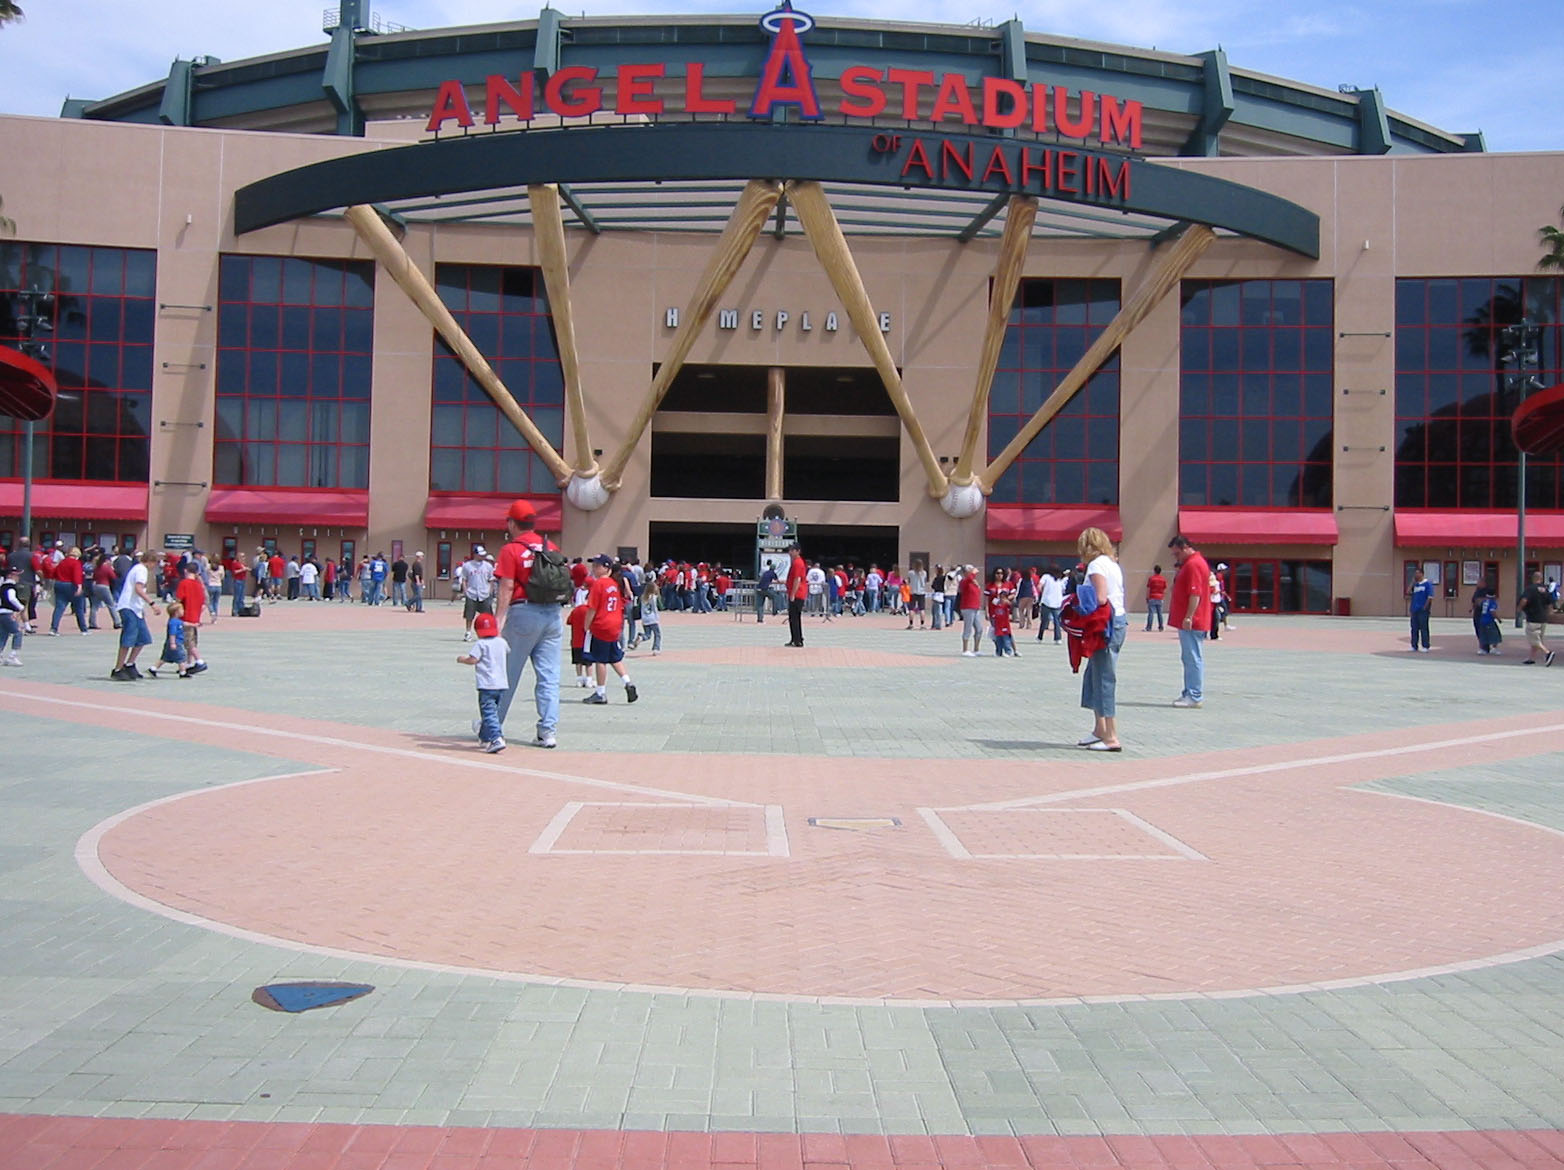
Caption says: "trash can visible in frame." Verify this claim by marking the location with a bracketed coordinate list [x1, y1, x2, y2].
[1333, 597, 1352, 616]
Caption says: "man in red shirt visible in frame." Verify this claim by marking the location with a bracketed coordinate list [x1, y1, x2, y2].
[1144, 564, 1168, 631]
[1168, 536, 1212, 707]
[785, 544, 807, 647]
[579, 554, 638, 705]
[493, 498, 564, 748]
[49, 546, 89, 635]
[174, 561, 210, 673]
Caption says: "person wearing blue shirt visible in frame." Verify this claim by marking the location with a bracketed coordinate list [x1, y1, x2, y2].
[1409, 568, 1435, 652]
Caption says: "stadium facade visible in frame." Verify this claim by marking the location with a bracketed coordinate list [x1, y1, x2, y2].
[2, 1, 1562, 614]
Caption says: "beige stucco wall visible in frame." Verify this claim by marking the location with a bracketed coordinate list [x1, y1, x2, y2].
[3, 112, 1563, 612]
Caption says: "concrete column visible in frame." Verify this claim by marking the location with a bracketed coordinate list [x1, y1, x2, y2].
[766, 366, 784, 500]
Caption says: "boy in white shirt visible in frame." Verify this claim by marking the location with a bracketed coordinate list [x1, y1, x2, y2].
[457, 611, 510, 753]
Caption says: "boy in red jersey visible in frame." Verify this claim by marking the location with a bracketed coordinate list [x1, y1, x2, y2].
[581, 555, 638, 705]
[566, 596, 592, 689]
[173, 560, 210, 674]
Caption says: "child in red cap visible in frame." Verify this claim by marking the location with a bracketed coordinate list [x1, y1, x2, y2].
[458, 611, 510, 752]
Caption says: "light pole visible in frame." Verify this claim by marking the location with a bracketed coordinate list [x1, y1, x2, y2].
[11, 285, 55, 544]
[1500, 318, 1543, 621]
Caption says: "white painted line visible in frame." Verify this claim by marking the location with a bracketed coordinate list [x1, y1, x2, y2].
[1113, 807, 1208, 861]
[951, 720, 1564, 812]
[529, 801, 584, 854]
[764, 804, 790, 857]
[0, 686, 751, 808]
[917, 807, 970, 859]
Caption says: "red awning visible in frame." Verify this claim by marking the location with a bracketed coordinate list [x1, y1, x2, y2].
[1394, 510, 1564, 548]
[986, 505, 1123, 543]
[204, 488, 369, 527]
[0, 346, 57, 422]
[1513, 382, 1564, 457]
[1176, 509, 1339, 546]
[424, 494, 563, 532]
[0, 482, 148, 520]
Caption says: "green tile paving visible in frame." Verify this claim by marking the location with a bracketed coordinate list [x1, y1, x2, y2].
[0, 609, 1562, 1133]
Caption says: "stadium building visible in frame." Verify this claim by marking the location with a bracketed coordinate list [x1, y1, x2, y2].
[2, 0, 1562, 614]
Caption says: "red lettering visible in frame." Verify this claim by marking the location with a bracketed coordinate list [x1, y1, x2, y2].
[1030, 83, 1050, 134]
[981, 145, 1015, 186]
[545, 66, 603, 118]
[838, 65, 886, 117]
[685, 62, 736, 114]
[1057, 150, 1079, 194]
[1019, 146, 1052, 189]
[616, 63, 664, 115]
[940, 140, 974, 181]
[982, 78, 1027, 129]
[1100, 95, 1142, 148]
[930, 72, 978, 126]
[484, 74, 533, 125]
[900, 138, 935, 179]
[1098, 157, 1131, 199]
[426, 80, 474, 131]
[1053, 88, 1095, 140]
[749, 18, 822, 119]
[886, 68, 935, 120]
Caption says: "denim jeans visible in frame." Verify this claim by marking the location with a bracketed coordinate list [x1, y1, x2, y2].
[206, 585, 220, 618]
[496, 601, 563, 740]
[477, 687, 504, 743]
[930, 596, 943, 629]
[1037, 604, 1062, 640]
[231, 579, 247, 615]
[410, 582, 424, 612]
[91, 583, 120, 628]
[0, 612, 21, 651]
[1145, 599, 1164, 631]
[1410, 609, 1430, 649]
[392, 582, 407, 607]
[1080, 614, 1128, 717]
[643, 621, 661, 651]
[1178, 627, 1205, 702]
[51, 582, 87, 633]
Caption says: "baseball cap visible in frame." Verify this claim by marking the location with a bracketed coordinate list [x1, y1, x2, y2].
[1217, 562, 1228, 571]
[570, 562, 590, 585]
[473, 613, 499, 637]
[590, 553, 614, 566]
[473, 545, 487, 557]
[507, 498, 536, 523]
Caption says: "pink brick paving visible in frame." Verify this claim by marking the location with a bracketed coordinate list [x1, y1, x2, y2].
[0, 679, 1556, 1000]
[4, 1116, 1564, 1170]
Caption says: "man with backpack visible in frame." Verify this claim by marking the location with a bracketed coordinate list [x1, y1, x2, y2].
[493, 498, 570, 749]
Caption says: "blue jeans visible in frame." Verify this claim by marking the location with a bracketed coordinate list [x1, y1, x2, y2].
[642, 621, 661, 651]
[91, 583, 120, 628]
[1145, 599, 1164, 631]
[231, 579, 247, 615]
[51, 582, 87, 633]
[1410, 609, 1430, 649]
[477, 687, 504, 744]
[410, 582, 424, 612]
[993, 633, 1014, 656]
[0, 612, 21, 651]
[392, 582, 407, 607]
[496, 601, 563, 741]
[1178, 627, 1205, 702]
[206, 585, 220, 618]
[1037, 604, 1061, 640]
[1080, 614, 1127, 717]
[930, 597, 943, 629]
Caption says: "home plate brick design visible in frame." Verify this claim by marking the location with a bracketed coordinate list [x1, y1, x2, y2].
[3, 608, 1564, 1167]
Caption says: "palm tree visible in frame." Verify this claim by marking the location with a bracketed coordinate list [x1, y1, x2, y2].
[1540, 204, 1564, 273]
[0, 2, 22, 26]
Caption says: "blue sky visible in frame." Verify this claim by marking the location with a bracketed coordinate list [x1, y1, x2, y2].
[1, 0, 1558, 152]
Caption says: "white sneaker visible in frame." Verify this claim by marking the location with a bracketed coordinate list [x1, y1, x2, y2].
[471, 718, 482, 737]
[1172, 696, 1202, 708]
[483, 738, 506, 754]
[534, 732, 557, 749]
[1, 653, 19, 667]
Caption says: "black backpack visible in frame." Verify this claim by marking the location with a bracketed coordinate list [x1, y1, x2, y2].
[523, 539, 572, 605]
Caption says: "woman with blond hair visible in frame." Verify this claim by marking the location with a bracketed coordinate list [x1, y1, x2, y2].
[1076, 526, 1127, 752]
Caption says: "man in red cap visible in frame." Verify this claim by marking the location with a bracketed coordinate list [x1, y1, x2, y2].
[493, 498, 564, 748]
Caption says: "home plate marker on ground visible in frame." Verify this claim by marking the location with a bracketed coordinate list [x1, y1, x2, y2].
[808, 816, 902, 830]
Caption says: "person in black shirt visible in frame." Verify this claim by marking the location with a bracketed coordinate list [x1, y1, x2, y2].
[1517, 570, 1555, 666]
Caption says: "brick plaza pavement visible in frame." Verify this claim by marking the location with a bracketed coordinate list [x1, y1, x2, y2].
[1, 599, 1563, 1167]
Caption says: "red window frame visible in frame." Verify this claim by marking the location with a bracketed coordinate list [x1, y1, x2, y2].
[213, 255, 374, 490]
[429, 265, 565, 497]
[988, 278, 1120, 506]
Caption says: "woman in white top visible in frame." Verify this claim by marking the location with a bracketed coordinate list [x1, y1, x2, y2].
[1077, 526, 1127, 752]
